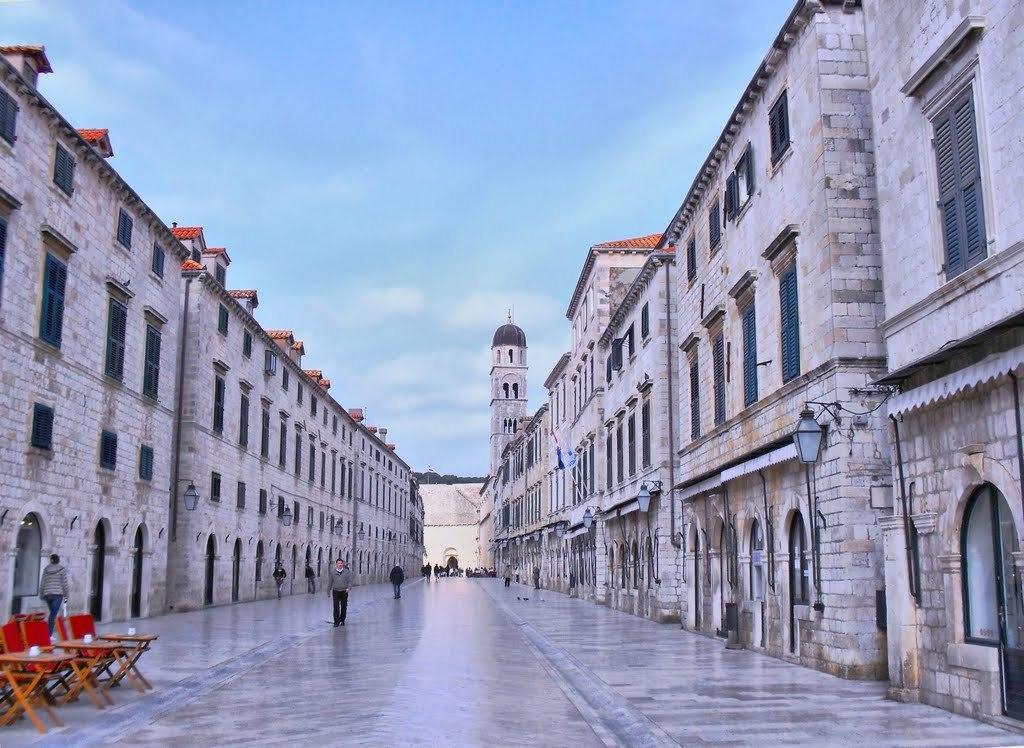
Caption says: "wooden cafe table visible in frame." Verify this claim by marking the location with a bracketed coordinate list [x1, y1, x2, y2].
[0, 651, 73, 734]
[54, 638, 132, 706]
[99, 632, 158, 691]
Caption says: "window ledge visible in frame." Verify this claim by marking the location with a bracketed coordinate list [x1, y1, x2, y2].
[769, 145, 793, 176]
[732, 195, 755, 226]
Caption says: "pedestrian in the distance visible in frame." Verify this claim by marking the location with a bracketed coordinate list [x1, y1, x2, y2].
[273, 564, 286, 599]
[305, 562, 316, 594]
[327, 558, 352, 627]
[533, 565, 541, 591]
[389, 564, 405, 599]
[39, 553, 69, 634]
[503, 564, 512, 589]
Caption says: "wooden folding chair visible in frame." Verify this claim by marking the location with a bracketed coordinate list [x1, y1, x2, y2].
[0, 623, 70, 733]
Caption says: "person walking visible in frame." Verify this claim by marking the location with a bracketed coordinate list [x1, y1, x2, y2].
[273, 563, 286, 599]
[39, 554, 69, 634]
[304, 563, 316, 594]
[326, 558, 352, 627]
[425, 564, 433, 580]
[533, 565, 541, 591]
[503, 563, 512, 589]
[389, 564, 405, 599]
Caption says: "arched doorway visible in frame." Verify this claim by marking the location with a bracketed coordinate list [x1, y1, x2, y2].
[89, 521, 107, 620]
[317, 548, 323, 577]
[255, 541, 265, 593]
[204, 535, 216, 606]
[692, 528, 701, 630]
[130, 526, 145, 618]
[290, 545, 297, 593]
[789, 512, 808, 652]
[11, 513, 42, 615]
[715, 523, 726, 637]
[231, 539, 242, 603]
[446, 555, 459, 571]
[962, 483, 1024, 718]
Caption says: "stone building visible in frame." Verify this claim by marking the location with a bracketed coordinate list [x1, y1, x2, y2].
[662, 0, 892, 678]
[597, 247, 681, 622]
[421, 480, 484, 570]
[864, 0, 1024, 723]
[168, 229, 416, 609]
[0, 47, 187, 621]
[0, 45, 422, 622]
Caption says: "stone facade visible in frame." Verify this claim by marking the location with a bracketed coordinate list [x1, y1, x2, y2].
[421, 482, 484, 569]
[0, 47, 423, 623]
[0, 48, 187, 622]
[864, 0, 1024, 724]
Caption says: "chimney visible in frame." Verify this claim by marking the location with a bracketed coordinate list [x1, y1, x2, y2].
[77, 129, 114, 158]
[228, 289, 259, 316]
[290, 339, 304, 366]
[0, 45, 53, 87]
[378, 427, 388, 442]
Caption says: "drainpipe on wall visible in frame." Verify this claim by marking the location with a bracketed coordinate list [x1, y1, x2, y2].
[1010, 371, 1024, 521]
[664, 258, 681, 548]
[889, 413, 920, 606]
[169, 275, 194, 544]
[758, 470, 776, 593]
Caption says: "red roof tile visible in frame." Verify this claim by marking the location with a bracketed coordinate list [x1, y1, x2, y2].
[367, 426, 378, 434]
[267, 329, 293, 340]
[318, 378, 331, 389]
[0, 45, 52, 73]
[170, 226, 203, 240]
[348, 408, 364, 422]
[385, 443, 396, 451]
[228, 289, 257, 299]
[304, 369, 323, 379]
[593, 233, 663, 249]
[76, 128, 108, 142]
[181, 259, 203, 271]
[203, 247, 226, 255]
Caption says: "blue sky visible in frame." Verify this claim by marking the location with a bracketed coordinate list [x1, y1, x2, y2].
[4, 0, 792, 475]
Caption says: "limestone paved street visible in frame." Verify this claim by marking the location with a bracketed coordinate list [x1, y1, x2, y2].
[9, 579, 1021, 747]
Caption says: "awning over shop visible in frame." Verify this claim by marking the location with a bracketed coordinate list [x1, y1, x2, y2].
[721, 442, 797, 482]
[888, 346, 1024, 417]
[565, 526, 589, 539]
[679, 473, 722, 501]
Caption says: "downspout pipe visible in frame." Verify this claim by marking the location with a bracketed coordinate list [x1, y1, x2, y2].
[169, 274, 194, 543]
[889, 413, 920, 606]
[758, 470, 776, 593]
[664, 258, 681, 548]
[1010, 371, 1024, 523]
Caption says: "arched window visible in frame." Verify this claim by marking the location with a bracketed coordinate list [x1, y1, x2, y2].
[789, 513, 808, 605]
[508, 349, 513, 363]
[503, 383, 510, 399]
[632, 540, 640, 588]
[963, 484, 1020, 643]
[750, 520, 765, 601]
[621, 544, 628, 589]
[512, 383, 519, 399]
[608, 546, 615, 587]
[12, 513, 42, 614]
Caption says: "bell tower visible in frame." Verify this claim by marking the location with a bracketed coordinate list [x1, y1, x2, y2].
[490, 314, 528, 475]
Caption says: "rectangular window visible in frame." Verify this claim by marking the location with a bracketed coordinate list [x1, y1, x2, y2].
[211, 472, 221, 502]
[236, 481, 246, 510]
[139, 444, 154, 480]
[709, 199, 721, 250]
[151, 244, 165, 278]
[99, 430, 117, 470]
[627, 414, 636, 477]
[311, 396, 317, 417]
[626, 325, 635, 357]
[297, 383, 304, 405]
[320, 450, 326, 488]
[39, 253, 67, 347]
[641, 400, 651, 468]
[606, 434, 613, 489]
[260, 407, 270, 458]
[215, 264, 226, 287]
[293, 501, 300, 525]
[934, 91, 986, 279]
[143, 324, 161, 399]
[779, 264, 800, 383]
[769, 90, 790, 164]
[239, 393, 250, 447]
[104, 297, 127, 381]
[308, 443, 316, 482]
[641, 303, 650, 338]
[31, 403, 54, 450]
[242, 330, 252, 358]
[307, 506, 313, 528]
[116, 208, 133, 249]
[742, 303, 758, 407]
[725, 143, 754, 219]
[259, 488, 268, 515]
[279, 418, 287, 468]
[282, 367, 289, 391]
[295, 432, 302, 476]
[0, 215, 6, 298]
[213, 375, 225, 433]
[340, 461, 347, 497]
[332, 415, 338, 436]
[687, 237, 697, 282]
[713, 334, 726, 426]
[53, 144, 75, 195]
[264, 349, 278, 375]
[331, 454, 337, 493]
[217, 304, 228, 335]
[0, 87, 16, 144]
[615, 423, 624, 483]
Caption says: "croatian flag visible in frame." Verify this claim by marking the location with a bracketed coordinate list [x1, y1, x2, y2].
[550, 430, 577, 470]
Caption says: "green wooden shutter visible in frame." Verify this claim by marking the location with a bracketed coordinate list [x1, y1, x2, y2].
[935, 92, 986, 278]
[779, 265, 800, 382]
[687, 237, 697, 281]
[40, 254, 67, 347]
[143, 325, 161, 399]
[100, 430, 117, 469]
[105, 298, 127, 380]
[709, 200, 721, 249]
[954, 96, 985, 267]
[742, 303, 758, 406]
[689, 357, 700, 439]
[31, 403, 54, 449]
[725, 174, 737, 218]
[0, 89, 17, 144]
[744, 142, 755, 195]
[713, 334, 726, 425]
[0, 216, 7, 295]
[213, 376, 225, 432]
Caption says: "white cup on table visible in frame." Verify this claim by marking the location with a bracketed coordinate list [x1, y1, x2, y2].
[83, 634, 93, 643]
[28, 645, 41, 657]
[128, 627, 136, 636]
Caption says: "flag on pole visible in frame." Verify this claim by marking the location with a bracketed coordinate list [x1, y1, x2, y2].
[550, 430, 576, 470]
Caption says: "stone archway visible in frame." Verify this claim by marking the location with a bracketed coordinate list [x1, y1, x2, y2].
[444, 547, 459, 570]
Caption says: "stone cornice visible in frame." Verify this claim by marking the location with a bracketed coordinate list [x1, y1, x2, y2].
[598, 252, 675, 348]
[544, 352, 571, 390]
[0, 57, 190, 262]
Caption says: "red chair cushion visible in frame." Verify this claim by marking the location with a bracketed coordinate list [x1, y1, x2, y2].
[1, 622, 25, 653]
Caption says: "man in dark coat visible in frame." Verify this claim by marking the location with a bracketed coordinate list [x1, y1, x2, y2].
[304, 563, 316, 594]
[389, 564, 405, 599]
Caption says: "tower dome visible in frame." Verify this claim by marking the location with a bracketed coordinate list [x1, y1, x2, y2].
[492, 322, 527, 348]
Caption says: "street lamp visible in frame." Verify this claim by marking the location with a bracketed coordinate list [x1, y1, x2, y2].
[281, 506, 293, 527]
[357, 527, 366, 541]
[793, 407, 825, 612]
[582, 508, 593, 530]
[637, 484, 652, 514]
[556, 524, 565, 539]
[182, 482, 201, 512]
